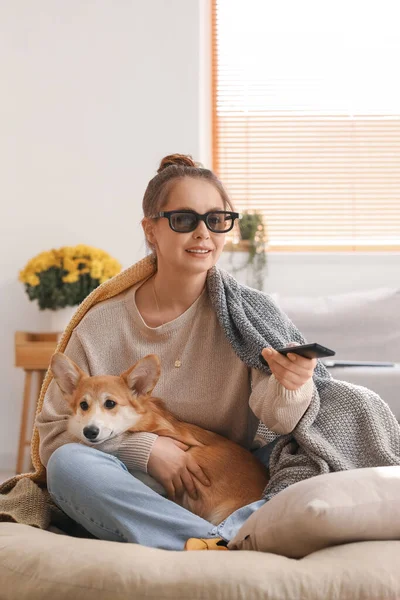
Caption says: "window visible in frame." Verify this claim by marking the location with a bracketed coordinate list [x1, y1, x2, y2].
[212, 0, 400, 250]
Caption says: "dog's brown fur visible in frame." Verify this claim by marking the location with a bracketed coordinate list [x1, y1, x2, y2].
[51, 352, 269, 525]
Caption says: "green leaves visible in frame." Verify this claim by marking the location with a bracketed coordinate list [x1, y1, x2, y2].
[25, 267, 102, 310]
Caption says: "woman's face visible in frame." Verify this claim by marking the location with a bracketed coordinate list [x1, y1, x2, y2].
[144, 177, 227, 275]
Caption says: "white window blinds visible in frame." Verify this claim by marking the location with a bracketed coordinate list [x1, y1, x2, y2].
[212, 0, 400, 250]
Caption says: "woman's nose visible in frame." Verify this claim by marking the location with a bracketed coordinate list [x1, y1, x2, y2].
[193, 220, 210, 238]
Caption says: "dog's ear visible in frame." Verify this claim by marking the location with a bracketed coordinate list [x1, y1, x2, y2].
[121, 354, 161, 398]
[50, 352, 87, 398]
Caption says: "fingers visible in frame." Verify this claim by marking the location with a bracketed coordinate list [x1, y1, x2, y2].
[172, 440, 189, 451]
[262, 348, 315, 376]
[180, 470, 198, 500]
[271, 358, 315, 385]
[286, 353, 317, 368]
[172, 475, 186, 500]
[187, 457, 211, 487]
[261, 347, 317, 391]
[269, 363, 308, 390]
[165, 480, 176, 501]
[286, 353, 317, 377]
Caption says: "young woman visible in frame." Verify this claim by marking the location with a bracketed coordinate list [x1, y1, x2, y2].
[37, 154, 317, 551]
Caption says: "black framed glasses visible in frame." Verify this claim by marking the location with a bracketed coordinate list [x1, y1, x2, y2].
[152, 210, 240, 233]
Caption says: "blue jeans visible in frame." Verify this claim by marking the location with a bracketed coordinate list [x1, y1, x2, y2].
[47, 439, 278, 551]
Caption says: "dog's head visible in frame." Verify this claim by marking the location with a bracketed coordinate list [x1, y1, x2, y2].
[50, 353, 161, 445]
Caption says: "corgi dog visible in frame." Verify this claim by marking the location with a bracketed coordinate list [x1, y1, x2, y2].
[50, 352, 269, 525]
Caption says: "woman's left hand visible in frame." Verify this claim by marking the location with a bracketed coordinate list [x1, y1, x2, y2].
[260, 345, 317, 391]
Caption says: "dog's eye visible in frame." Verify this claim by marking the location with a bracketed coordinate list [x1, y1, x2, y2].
[105, 399, 116, 409]
[80, 401, 89, 411]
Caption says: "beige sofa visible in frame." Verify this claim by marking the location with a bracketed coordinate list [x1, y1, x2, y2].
[2, 286, 400, 599]
[2, 463, 400, 599]
[1, 522, 400, 599]
[270, 286, 400, 417]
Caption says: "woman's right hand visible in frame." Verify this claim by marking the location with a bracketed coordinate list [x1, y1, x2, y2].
[147, 436, 211, 501]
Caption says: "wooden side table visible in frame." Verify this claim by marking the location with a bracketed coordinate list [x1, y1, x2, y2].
[14, 332, 58, 474]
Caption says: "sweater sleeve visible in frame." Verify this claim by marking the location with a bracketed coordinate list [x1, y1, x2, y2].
[35, 330, 158, 472]
[249, 368, 314, 434]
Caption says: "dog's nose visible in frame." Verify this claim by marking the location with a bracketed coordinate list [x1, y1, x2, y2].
[83, 426, 100, 441]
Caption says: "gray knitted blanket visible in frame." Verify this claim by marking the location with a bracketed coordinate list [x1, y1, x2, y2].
[207, 265, 400, 500]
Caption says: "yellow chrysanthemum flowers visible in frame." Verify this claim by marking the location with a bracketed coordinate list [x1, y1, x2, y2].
[19, 245, 122, 310]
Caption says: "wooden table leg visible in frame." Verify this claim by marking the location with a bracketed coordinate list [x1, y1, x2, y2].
[28, 370, 46, 471]
[16, 370, 32, 474]
[36, 370, 45, 417]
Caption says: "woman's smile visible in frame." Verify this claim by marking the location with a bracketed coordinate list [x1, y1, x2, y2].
[185, 246, 213, 258]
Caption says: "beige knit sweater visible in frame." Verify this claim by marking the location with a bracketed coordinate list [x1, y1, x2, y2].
[36, 274, 314, 473]
[0, 255, 313, 529]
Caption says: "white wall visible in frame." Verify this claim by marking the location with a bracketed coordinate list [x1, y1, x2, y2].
[0, 0, 210, 471]
[1, 0, 398, 473]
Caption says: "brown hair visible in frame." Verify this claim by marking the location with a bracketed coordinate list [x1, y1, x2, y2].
[142, 154, 235, 254]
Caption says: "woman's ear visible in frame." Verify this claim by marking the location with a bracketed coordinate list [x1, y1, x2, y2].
[142, 218, 156, 245]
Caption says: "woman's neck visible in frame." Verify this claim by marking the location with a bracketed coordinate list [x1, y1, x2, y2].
[152, 267, 207, 314]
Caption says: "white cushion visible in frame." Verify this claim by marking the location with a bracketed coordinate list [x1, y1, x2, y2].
[229, 465, 400, 558]
[270, 287, 400, 362]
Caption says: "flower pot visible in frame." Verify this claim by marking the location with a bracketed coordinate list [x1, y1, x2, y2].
[48, 306, 76, 338]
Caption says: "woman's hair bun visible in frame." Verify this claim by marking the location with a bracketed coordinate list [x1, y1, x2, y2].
[157, 154, 199, 174]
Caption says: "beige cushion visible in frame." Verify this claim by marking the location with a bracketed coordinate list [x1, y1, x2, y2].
[2, 523, 400, 599]
[229, 466, 400, 558]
